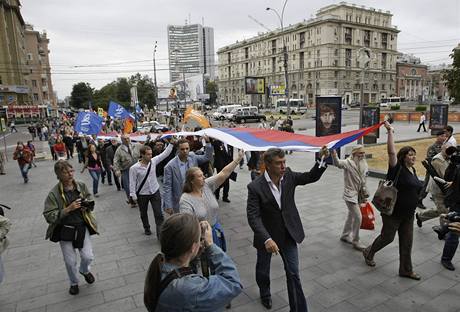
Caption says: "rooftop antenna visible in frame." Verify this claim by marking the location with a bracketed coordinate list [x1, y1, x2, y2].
[202, 16, 204, 26]
[189, 13, 191, 24]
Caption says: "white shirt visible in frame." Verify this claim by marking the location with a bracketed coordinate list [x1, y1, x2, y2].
[264, 171, 283, 209]
[447, 135, 457, 147]
[129, 144, 173, 200]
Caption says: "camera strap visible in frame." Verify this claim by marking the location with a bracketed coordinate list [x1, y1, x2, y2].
[158, 267, 194, 297]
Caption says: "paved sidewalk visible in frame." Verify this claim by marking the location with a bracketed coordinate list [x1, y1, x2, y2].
[1, 140, 460, 312]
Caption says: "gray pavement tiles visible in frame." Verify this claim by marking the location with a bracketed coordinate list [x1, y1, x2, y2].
[1, 145, 460, 312]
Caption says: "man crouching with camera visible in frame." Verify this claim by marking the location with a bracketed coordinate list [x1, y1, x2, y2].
[439, 145, 460, 271]
[144, 214, 242, 312]
[43, 160, 98, 295]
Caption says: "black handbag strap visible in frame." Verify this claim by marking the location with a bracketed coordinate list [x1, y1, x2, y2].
[0, 203, 12, 217]
[158, 267, 194, 298]
[136, 161, 152, 196]
[392, 164, 403, 185]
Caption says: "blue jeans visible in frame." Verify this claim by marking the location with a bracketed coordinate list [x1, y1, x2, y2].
[121, 169, 130, 199]
[0, 255, 4, 284]
[19, 163, 30, 181]
[88, 169, 100, 195]
[59, 229, 94, 286]
[442, 231, 459, 262]
[255, 238, 308, 312]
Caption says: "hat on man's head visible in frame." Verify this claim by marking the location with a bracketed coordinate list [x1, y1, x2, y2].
[351, 145, 365, 154]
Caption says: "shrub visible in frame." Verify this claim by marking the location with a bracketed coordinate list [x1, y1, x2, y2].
[390, 104, 400, 110]
[415, 105, 427, 112]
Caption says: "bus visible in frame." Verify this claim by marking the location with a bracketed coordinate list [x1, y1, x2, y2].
[275, 99, 307, 114]
[380, 97, 403, 107]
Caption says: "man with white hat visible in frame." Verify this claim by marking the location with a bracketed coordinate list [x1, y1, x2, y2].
[332, 145, 369, 251]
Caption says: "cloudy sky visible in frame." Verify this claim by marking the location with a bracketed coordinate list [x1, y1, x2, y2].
[20, 0, 460, 99]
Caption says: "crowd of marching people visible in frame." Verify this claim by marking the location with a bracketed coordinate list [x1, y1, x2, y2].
[1, 113, 460, 312]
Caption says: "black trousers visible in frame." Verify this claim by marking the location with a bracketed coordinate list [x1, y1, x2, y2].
[214, 167, 230, 199]
[137, 191, 164, 239]
[368, 214, 414, 275]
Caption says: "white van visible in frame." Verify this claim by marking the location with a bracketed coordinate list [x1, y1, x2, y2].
[275, 99, 307, 114]
[212, 105, 242, 120]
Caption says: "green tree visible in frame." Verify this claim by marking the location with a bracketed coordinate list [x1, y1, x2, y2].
[443, 46, 460, 104]
[206, 80, 218, 105]
[129, 73, 156, 109]
[115, 78, 131, 106]
[93, 82, 117, 111]
[70, 82, 93, 109]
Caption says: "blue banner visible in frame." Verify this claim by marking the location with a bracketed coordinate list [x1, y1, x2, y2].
[74, 111, 103, 135]
[108, 101, 134, 119]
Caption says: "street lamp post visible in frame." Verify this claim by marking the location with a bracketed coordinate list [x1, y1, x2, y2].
[267, 0, 290, 116]
[357, 47, 371, 144]
[153, 41, 158, 113]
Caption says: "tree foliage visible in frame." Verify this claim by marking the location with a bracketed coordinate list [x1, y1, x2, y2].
[70, 82, 93, 109]
[443, 46, 460, 104]
[206, 80, 218, 105]
[70, 74, 157, 110]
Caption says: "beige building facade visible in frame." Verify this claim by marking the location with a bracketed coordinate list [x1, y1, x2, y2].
[25, 24, 56, 108]
[0, 0, 30, 107]
[217, 2, 400, 107]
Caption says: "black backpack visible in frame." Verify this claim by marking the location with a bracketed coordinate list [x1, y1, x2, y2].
[0, 204, 12, 217]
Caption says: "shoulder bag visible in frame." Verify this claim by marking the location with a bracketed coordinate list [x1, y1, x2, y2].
[136, 161, 152, 197]
[371, 165, 402, 216]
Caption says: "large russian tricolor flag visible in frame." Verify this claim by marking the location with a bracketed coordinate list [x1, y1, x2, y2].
[166, 122, 383, 152]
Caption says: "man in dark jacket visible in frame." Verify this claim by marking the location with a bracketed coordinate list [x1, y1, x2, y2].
[246, 147, 329, 311]
[105, 138, 121, 191]
[212, 139, 234, 202]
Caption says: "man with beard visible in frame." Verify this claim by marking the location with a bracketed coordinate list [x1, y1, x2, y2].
[332, 145, 369, 251]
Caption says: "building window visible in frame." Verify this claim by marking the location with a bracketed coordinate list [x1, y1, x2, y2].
[33, 93, 39, 101]
[382, 53, 387, 69]
[345, 49, 352, 67]
[345, 27, 352, 45]
[32, 80, 37, 87]
[0, 76, 2, 84]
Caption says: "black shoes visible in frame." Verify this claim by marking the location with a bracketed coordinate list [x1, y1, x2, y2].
[69, 285, 79, 295]
[223, 198, 231, 203]
[145, 229, 152, 236]
[261, 297, 272, 309]
[416, 213, 422, 228]
[79, 271, 95, 284]
[441, 260, 455, 271]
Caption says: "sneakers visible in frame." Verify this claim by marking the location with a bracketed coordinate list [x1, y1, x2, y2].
[79, 271, 95, 284]
[340, 236, 352, 244]
[144, 228, 152, 236]
[441, 260, 456, 271]
[352, 241, 366, 251]
[416, 213, 422, 228]
[69, 285, 79, 295]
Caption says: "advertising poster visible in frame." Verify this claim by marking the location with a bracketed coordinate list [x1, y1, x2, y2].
[270, 84, 286, 95]
[245, 77, 265, 94]
[315, 96, 342, 162]
[315, 96, 342, 136]
[362, 107, 380, 138]
[429, 104, 448, 133]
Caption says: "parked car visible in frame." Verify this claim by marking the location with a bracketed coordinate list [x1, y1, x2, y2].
[228, 108, 266, 124]
[140, 121, 169, 133]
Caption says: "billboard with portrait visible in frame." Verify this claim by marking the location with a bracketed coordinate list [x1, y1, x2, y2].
[245, 77, 265, 95]
[362, 107, 380, 138]
[315, 96, 342, 136]
[429, 104, 448, 132]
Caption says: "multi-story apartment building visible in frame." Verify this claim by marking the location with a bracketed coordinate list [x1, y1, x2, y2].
[217, 2, 400, 106]
[167, 23, 215, 82]
[396, 54, 428, 102]
[427, 64, 451, 102]
[0, 0, 29, 107]
[25, 24, 56, 108]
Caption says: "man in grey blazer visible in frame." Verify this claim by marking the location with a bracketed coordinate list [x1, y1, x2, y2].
[247, 147, 329, 311]
[163, 137, 213, 214]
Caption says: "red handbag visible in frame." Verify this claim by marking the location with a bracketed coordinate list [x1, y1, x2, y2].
[360, 202, 375, 230]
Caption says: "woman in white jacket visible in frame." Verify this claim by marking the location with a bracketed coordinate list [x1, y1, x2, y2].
[0, 214, 11, 284]
[332, 145, 369, 251]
